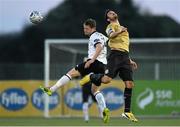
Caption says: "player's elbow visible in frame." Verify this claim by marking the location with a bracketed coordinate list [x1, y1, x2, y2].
[109, 32, 117, 38]
[96, 43, 103, 50]
[109, 34, 116, 39]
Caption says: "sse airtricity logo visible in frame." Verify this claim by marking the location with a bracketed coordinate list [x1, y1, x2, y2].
[64, 88, 83, 110]
[0, 88, 28, 111]
[31, 89, 59, 110]
[102, 87, 124, 110]
[137, 88, 154, 109]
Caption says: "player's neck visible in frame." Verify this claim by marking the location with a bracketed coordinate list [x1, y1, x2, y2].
[89, 30, 96, 36]
[110, 20, 119, 24]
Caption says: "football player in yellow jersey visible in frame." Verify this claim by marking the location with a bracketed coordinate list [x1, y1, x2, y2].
[80, 10, 138, 122]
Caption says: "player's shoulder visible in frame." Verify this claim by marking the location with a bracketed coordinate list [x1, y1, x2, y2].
[90, 32, 107, 43]
[90, 31, 104, 39]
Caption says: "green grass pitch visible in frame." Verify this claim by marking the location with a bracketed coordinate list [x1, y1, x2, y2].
[0, 117, 179, 126]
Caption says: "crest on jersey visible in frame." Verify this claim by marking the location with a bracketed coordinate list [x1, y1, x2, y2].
[105, 69, 109, 74]
[94, 39, 100, 42]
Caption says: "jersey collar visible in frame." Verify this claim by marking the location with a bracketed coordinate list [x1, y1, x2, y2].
[89, 31, 97, 37]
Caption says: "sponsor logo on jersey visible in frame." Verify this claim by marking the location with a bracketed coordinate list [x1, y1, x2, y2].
[94, 39, 100, 42]
[105, 69, 109, 74]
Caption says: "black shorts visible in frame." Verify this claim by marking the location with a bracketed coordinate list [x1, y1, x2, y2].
[82, 82, 96, 102]
[105, 50, 133, 81]
[75, 59, 105, 77]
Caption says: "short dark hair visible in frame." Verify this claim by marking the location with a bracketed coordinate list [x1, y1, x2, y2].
[84, 18, 96, 28]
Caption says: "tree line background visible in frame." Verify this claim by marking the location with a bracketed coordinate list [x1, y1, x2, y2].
[0, 0, 180, 63]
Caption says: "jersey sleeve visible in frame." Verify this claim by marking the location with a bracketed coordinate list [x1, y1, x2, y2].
[106, 24, 115, 37]
[92, 34, 107, 48]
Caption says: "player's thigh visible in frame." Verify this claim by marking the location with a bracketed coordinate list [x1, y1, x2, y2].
[74, 62, 89, 77]
[90, 60, 105, 74]
[75, 60, 103, 77]
[67, 68, 81, 78]
[105, 53, 119, 78]
[118, 68, 133, 81]
[101, 75, 112, 84]
[118, 54, 133, 81]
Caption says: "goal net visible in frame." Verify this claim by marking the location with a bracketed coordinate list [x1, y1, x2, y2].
[44, 38, 180, 118]
[44, 39, 89, 118]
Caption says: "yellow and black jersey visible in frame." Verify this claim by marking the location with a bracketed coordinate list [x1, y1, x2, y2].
[106, 22, 130, 52]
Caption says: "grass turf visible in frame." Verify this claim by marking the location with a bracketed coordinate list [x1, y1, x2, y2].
[0, 117, 179, 126]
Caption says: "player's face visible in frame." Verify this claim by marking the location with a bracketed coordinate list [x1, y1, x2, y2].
[83, 24, 94, 36]
[107, 11, 118, 21]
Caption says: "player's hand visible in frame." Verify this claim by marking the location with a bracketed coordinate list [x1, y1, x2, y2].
[130, 59, 138, 70]
[121, 26, 127, 32]
[84, 59, 94, 68]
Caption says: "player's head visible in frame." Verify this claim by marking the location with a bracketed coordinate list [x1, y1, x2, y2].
[105, 9, 118, 22]
[83, 18, 96, 36]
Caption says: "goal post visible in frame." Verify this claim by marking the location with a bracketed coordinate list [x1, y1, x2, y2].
[44, 38, 180, 118]
[44, 39, 89, 117]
